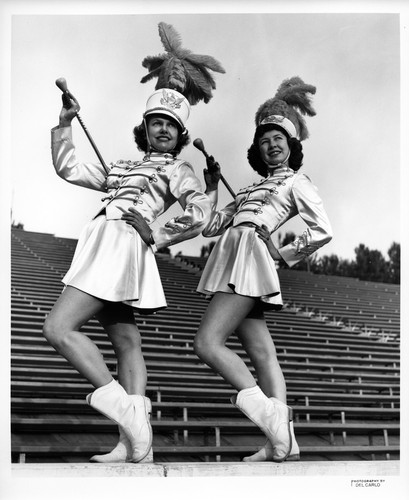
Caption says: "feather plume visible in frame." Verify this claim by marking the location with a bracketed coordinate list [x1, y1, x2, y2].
[141, 22, 225, 105]
[158, 22, 183, 54]
[185, 53, 226, 74]
[140, 56, 165, 84]
[255, 76, 317, 141]
[275, 77, 316, 117]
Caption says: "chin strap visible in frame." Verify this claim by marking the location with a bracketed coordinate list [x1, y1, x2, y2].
[143, 118, 152, 152]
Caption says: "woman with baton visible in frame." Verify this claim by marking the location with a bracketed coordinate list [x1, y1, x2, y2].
[43, 22, 224, 463]
[195, 77, 333, 462]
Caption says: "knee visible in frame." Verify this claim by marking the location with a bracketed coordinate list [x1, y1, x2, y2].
[193, 336, 204, 359]
[43, 315, 66, 348]
[43, 315, 55, 343]
[194, 334, 216, 363]
[249, 343, 279, 366]
[112, 328, 142, 354]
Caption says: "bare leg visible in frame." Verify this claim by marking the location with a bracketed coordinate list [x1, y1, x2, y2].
[236, 317, 299, 461]
[43, 286, 113, 388]
[96, 303, 147, 395]
[194, 292, 258, 390]
[236, 318, 287, 403]
[90, 303, 152, 463]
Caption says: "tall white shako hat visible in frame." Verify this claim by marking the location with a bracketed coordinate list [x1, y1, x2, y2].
[141, 22, 225, 132]
[255, 76, 317, 141]
[144, 88, 190, 130]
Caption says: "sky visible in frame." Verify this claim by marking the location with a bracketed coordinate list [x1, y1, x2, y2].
[4, 1, 405, 262]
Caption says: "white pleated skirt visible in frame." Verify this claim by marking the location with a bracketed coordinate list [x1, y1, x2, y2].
[62, 214, 166, 313]
[197, 225, 283, 310]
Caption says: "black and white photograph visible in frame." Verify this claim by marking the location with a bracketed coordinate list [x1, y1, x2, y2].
[1, 1, 408, 499]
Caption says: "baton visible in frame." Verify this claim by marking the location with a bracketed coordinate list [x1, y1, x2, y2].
[193, 138, 236, 198]
[55, 77, 109, 174]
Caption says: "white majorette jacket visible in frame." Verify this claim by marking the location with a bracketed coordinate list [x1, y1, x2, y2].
[51, 126, 211, 251]
[203, 165, 333, 267]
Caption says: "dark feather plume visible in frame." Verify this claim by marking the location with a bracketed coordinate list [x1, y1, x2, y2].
[141, 22, 225, 105]
[158, 22, 183, 53]
[275, 77, 316, 117]
[140, 56, 166, 84]
[255, 76, 317, 141]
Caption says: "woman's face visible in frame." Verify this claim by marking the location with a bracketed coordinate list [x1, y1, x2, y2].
[258, 129, 290, 166]
[147, 115, 180, 152]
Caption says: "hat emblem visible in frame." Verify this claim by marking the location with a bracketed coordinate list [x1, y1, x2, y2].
[160, 89, 185, 110]
[260, 114, 298, 139]
[261, 115, 285, 125]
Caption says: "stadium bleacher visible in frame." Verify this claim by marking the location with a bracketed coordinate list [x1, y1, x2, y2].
[10, 228, 400, 463]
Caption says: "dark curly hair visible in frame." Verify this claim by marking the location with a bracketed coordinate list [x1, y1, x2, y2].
[247, 123, 303, 177]
[133, 119, 190, 156]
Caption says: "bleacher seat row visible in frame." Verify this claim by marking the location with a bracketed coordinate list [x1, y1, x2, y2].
[11, 228, 400, 463]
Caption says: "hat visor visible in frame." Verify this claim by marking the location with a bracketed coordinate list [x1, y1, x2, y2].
[144, 108, 185, 130]
[259, 115, 298, 139]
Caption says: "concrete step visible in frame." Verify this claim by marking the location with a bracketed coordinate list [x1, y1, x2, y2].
[11, 460, 399, 477]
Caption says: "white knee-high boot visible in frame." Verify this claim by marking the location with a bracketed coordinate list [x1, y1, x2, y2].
[231, 386, 292, 462]
[243, 418, 300, 462]
[89, 427, 154, 463]
[86, 380, 152, 463]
